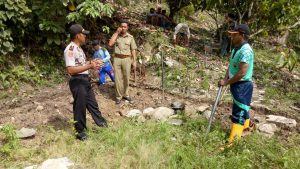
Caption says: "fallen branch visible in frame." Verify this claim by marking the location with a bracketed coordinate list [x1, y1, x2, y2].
[250, 28, 265, 38]
[288, 17, 300, 29]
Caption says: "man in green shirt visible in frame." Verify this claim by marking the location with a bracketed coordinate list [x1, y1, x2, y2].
[109, 21, 137, 104]
[218, 24, 254, 143]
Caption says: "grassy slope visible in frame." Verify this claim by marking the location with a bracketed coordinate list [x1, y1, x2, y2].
[1, 118, 300, 169]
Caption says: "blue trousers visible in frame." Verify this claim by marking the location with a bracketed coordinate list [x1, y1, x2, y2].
[230, 81, 253, 125]
[98, 64, 115, 85]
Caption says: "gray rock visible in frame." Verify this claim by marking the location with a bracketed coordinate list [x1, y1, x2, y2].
[171, 101, 185, 111]
[253, 115, 266, 124]
[185, 104, 210, 117]
[25, 157, 74, 169]
[36, 105, 44, 111]
[266, 115, 297, 128]
[199, 89, 207, 95]
[258, 90, 265, 95]
[171, 137, 177, 141]
[12, 98, 19, 103]
[189, 88, 198, 95]
[164, 60, 174, 67]
[152, 107, 175, 121]
[137, 116, 146, 123]
[168, 119, 183, 126]
[197, 105, 210, 113]
[184, 105, 197, 115]
[24, 165, 38, 169]
[169, 115, 180, 119]
[188, 95, 200, 99]
[293, 74, 300, 80]
[56, 109, 61, 114]
[34, 101, 41, 105]
[203, 110, 213, 120]
[258, 123, 278, 137]
[126, 109, 142, 118]
[258, 97, 264, 101]
[290, 106, 300, 112]
[142, 107, 155, 118]
[251, 103, 271, 112]
[171, 88, 181, 94]
[164, 57, 181, 67]
[16, 127, 36, 138]
[155, 53, 161, 60]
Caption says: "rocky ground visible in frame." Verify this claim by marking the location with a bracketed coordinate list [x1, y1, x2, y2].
[0, 71, 299, 141]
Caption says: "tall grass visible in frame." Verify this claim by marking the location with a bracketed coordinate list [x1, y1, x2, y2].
[1, 118, 300, 169]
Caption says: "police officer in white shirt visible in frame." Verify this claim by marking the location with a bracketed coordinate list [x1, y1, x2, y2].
[64, 24, 108, 141]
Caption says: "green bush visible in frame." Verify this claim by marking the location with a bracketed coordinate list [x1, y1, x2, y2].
[67, 0, 114, 32]
[0, 124, 19, 157]
[0, 0, 31, 55]
[276, 48, 299, 72]
[147, 29, 170, 48]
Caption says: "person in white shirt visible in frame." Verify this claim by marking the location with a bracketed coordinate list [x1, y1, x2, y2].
[64, 24, 108, 141]
[173, 23, 190, 47]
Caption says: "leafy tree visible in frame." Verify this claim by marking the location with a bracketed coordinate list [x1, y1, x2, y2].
[26, 0, 69, 47]
[0, 0, 31, 55]
[166, 0, 299, 34]
[277, 48, 299, 72]
[66, 0, 114, 33]
[166, 0, 204, 19]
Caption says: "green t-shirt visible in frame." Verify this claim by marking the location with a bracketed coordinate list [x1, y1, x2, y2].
[229, 43, 254, 81]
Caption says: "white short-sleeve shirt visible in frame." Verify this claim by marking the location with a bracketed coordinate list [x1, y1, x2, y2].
[64, 42, 88, 74]
[173, 23, 190, 40]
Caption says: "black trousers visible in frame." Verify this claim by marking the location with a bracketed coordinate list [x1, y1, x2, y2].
[69, 74, 106, 133]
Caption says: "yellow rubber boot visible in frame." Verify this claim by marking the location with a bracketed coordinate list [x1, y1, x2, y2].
[228, 123, 244, 143]
[244, 119, 250, 129]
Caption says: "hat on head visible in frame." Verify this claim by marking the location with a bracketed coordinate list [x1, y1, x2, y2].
[69, 24, 90, 37]
[228, 24, 250, 36]
[91, 39, 99, 46]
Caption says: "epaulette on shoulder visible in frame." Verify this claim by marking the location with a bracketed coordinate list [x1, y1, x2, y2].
[69, 45, 74, 51]
[127, 33, 133, 38]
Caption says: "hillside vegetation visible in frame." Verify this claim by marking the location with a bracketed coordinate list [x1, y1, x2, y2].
[1, 1, 300, 168]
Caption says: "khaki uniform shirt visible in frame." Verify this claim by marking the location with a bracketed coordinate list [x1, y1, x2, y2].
[114, 33, 137, 55]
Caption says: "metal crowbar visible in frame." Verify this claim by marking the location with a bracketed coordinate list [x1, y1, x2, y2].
[205, 86, 223, 137]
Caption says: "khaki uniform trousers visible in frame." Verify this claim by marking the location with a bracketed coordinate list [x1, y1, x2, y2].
[113, 57, 132, 100]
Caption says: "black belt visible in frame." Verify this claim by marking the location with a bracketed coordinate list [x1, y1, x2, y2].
[71, 74, 89, 78]
[232, 80, 251, 85]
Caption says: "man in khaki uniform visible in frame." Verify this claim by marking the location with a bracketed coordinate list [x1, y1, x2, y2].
[109, 21, 137, 104]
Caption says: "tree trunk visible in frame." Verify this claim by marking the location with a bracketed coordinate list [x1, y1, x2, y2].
[248, 1, 254, 18]
[250, 28, 264, 38]
[288, 17, 300, 29]
[169, 8, 176, 19]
